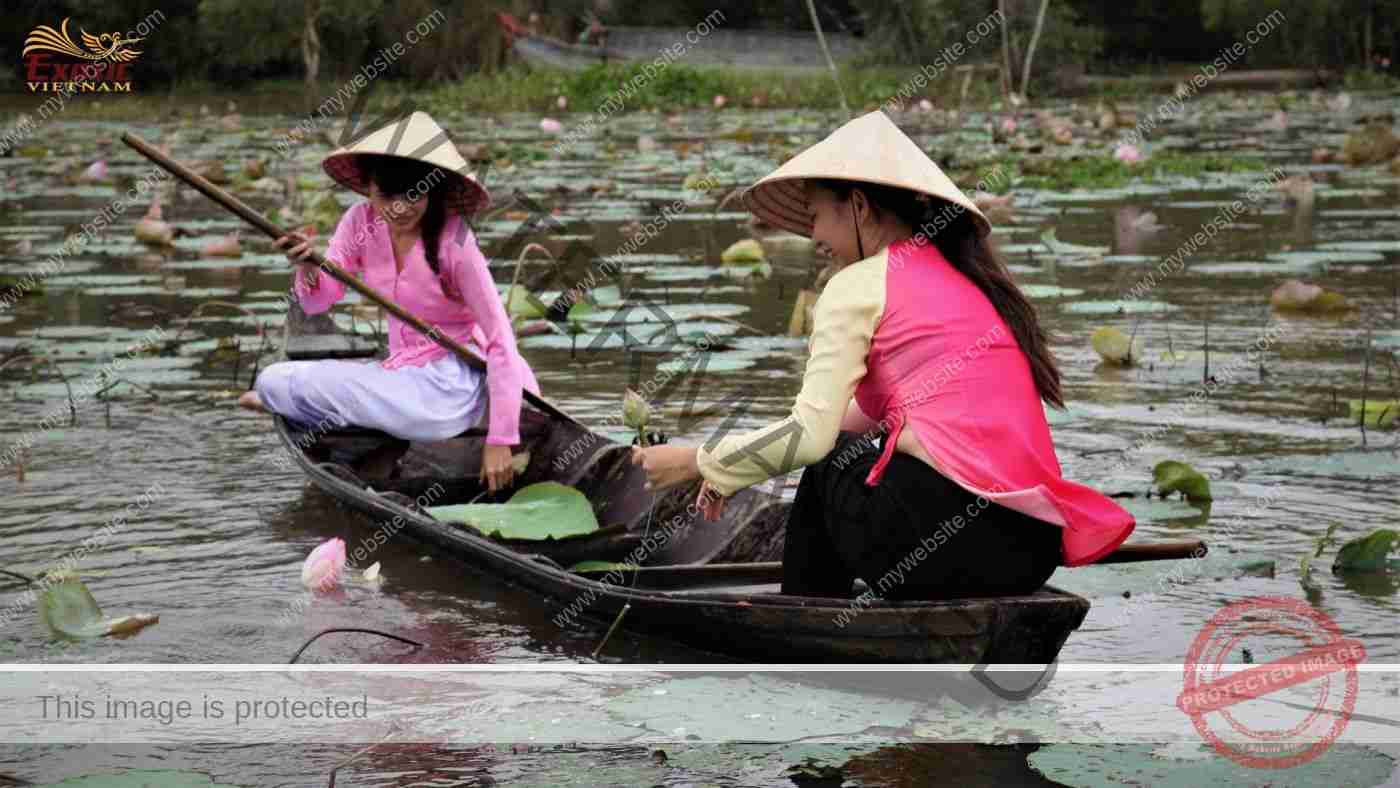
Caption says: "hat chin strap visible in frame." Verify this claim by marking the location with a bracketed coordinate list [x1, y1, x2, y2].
[851, 195, 865, 260]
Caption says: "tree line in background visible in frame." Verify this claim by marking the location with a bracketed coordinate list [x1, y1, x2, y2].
[2, 0, 1396, 91]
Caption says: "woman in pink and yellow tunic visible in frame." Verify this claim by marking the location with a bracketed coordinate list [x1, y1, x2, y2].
[240, 112, 538, 493]
[632, 111, 1134, 598]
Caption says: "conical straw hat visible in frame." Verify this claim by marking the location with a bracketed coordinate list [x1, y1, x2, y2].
[743, 110, 989, 239]
[322, 111, 490, 217]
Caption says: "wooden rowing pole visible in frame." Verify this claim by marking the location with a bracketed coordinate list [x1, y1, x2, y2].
[120, 132, 584, 429]
[576, 539, 1210, 588]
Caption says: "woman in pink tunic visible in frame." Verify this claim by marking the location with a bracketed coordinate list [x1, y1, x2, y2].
[632, 111, 1134, 598]
[240, 113, 538, 493]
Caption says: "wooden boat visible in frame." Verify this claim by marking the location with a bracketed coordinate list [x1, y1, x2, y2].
[272, 299, 1093, 663]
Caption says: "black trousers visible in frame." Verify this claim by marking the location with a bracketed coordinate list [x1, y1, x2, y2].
[781, 432, 1062, 599]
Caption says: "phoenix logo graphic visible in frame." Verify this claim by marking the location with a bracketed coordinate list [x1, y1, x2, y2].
[23, 17, 143, 63]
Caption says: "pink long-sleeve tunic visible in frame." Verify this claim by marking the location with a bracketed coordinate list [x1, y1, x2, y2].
[697, 237, 1134, 566]
[295, 201, 539, 445]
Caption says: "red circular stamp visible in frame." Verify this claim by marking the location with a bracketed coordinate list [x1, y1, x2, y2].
[1177, 596, 1366, 769]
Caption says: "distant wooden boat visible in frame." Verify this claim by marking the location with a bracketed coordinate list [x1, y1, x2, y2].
[271, 297, 1138, 663]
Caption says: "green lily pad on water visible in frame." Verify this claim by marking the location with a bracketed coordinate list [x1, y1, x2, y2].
[1152, 460, 1212, 502]
[1062, 300, 1180, 315]
[42, 769, 240, 787]
[1333, 529, 1400, 573]
[1021, 284, 1085, 298]
[1028, 743, 1395, 788]
[427, 481, 599, 541]
[1349, 399, 1399, 428]
[39, 576, 159, 640]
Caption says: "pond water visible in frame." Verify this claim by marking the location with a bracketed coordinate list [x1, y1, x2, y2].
[1, 91, 1398, 785]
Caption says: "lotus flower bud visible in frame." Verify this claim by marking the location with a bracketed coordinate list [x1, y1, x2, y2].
[622, 388, 650, 431]
[301, 537, 346, 591]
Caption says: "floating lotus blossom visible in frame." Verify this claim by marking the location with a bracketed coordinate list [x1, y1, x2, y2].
[999, 117, 1018, 135]
[539, 118, 562, 134]
[301, 538, 346, 591]
[1114, 143, 1144, 164]
[713, 94, 727, 109]
[80, 159, 107, 182]
[556, 95, 568, 111]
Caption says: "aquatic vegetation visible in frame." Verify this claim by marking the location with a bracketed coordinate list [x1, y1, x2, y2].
[39, 574, 159, 639]
[720, 239, 766, 264]
[1091, 326, 1137, 366]
[1333, 529, 1400, 573]
[1341, 123, 1400, 166]
[1270, 279, 1350, 313]
[1152, 460, 1211, 502]
[622, 387, 652, 444]
[1349, 399, 1398, 428]
[429, 482, 600, 540]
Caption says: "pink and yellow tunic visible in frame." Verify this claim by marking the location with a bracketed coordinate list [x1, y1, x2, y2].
[696, 237, 1134, 566]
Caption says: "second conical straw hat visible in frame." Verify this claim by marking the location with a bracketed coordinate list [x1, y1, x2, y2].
[743, 110, 988, 239]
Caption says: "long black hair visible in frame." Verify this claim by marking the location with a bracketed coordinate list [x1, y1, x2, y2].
[359, 154, 448, 274]
[811, 178, 1064, 408]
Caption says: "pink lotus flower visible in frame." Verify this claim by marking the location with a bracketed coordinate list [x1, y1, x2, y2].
[556, 95, 568, 111]
[713, 94, 727, 109]
[81, 160, 107, 182]
[301, 538, 346, 591]
[1114, 144, 1144, 164]
[1000, 117, 1018, 135]
[539, 118, 562, 134]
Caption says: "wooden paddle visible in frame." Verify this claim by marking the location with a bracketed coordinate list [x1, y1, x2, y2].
[574, 539, 1209, 589]
[120, 132, 583, 429]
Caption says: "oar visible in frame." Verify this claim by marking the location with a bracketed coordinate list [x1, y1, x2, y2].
[120, 132, 583, 429]
[573, 539, 1209, 589]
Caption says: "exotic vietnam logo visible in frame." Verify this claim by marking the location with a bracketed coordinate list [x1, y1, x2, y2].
[22, 17, 148, 93]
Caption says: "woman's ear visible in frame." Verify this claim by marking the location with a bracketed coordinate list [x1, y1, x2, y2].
[850, 188, 872, 226]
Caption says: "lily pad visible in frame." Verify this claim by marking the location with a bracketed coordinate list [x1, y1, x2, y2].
[1332, 529, 1400, 573]
[1062, 300, 1180, 315]
[1348, 399, 1398, 428]
[569, 560, 640, 572]
[427, 481, 599, 540]
[720, 239, 765, 264]
[1091, 327, 1136, 365]
[1152, 460, 1212, 502]
[38, 576, 159, 640]
[1021, 284, 1085, 298]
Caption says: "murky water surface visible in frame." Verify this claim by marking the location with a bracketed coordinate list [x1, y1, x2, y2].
[2, 93, 1398, 785]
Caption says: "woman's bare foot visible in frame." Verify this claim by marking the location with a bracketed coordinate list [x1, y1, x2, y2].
[238, 391, 269, 413]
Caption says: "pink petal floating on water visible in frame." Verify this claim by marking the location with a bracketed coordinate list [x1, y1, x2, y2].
[539, 118, 562, 134]
[301, 538, 346, 591]
[81, 160, 107, 182]
[713, 94, 727, 109]
[1114, 144, 1144, 164]
[999, 117, 1018, 135]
